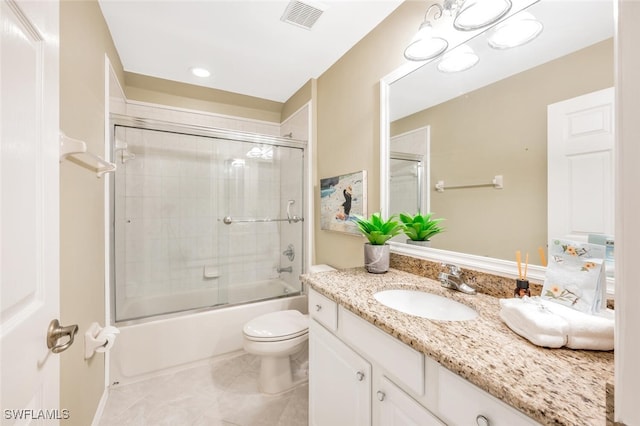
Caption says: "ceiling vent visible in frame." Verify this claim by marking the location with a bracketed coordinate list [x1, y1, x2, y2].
[280, 0, 325, 30]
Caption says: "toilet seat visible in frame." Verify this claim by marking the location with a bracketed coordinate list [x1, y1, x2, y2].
[243, 310, 309, 342]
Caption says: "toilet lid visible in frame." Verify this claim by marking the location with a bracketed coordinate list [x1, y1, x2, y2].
[243, 310, 309, 341]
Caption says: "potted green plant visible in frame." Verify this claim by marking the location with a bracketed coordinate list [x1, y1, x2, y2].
[354, 212, 403, 273]
[399, 212, 444, 247]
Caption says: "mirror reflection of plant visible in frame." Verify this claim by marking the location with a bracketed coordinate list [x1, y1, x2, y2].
[399, 212, 445, 242]
[354, 213, 403, 245]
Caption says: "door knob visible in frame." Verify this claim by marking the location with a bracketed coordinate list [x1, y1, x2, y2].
[47, 319, 78, 354]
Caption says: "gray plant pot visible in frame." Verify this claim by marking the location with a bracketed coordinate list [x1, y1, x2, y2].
[364, 243, 390, 274]
[406, 239, 431, 247]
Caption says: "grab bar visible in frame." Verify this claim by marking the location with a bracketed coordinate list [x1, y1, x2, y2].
[222, 216, 304, 225]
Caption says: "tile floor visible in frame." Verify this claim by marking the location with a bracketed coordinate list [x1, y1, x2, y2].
[99, 351, 309, 426]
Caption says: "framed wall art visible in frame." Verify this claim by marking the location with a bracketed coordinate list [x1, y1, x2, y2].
[320, 170, 367, 235]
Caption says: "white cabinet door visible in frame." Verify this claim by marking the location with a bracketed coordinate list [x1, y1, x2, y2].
[547, 87, 615, 245]
[377, 376, 444, 426]
[309, 320, 372, 426]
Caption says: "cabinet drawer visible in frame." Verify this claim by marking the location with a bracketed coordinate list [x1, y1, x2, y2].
[339, 306, 425, 395]
[438, 367, 540, 426]
[308, 288, 338, 331]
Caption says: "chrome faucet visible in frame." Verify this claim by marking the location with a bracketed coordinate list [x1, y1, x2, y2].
[277, 266, 293, 273]
[438, 263, 476, 295]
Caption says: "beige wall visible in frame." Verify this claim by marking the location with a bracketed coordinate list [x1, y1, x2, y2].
[390, 39, 613, 263]
[59, 1, 124, 424]
[124, 72, 283, 123]
[314, 1, 422, 268]
[281, 79, 314, 122]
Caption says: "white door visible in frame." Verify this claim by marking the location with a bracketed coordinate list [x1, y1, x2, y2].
[1, 0, 61, 422]
[309, 320, 372, 426]
[547, 87, 615, 245]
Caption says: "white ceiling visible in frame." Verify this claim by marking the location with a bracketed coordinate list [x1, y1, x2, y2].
[98, 0, 404, 103]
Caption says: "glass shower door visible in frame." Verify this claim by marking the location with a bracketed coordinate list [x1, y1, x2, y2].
[216, 142, 305, 306]
[112, 123, 305, 322]
[389, 156, 424, 215]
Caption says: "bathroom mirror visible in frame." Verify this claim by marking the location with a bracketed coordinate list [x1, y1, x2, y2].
[382, 0, 614, 267]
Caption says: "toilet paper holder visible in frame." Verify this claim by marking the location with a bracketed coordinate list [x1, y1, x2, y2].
[85, 322, 120, 359]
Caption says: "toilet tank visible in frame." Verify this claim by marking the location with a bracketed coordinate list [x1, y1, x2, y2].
[308, 264, 336, 273]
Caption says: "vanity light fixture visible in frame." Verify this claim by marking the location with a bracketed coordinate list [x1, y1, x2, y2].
[404, 4, 449, 61]
[190, 67, 211, 78]
[437, 44, 479, 72]
[486, 11, 543, 49]
[405, 0, 512, 62]
[452, 0, 512, 31]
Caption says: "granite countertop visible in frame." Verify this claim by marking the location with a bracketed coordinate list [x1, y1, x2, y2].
[301, 267, 614, 426]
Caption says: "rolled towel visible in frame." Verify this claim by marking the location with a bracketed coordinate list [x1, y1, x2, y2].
[499, 298, 569, 348]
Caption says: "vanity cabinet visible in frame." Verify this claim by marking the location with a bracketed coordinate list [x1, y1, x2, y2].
[308, 288, 540, 426]
[309, 288, 440, 426]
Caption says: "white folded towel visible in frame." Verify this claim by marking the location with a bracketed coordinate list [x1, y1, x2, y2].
[499, 297, 614, 351]
[499, 298, 569, 348]
[542, 300, 614, 350]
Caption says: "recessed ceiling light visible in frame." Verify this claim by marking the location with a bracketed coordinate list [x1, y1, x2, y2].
[190, 67, 211, 78]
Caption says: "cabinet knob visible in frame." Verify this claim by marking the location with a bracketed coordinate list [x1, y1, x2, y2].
[376, 391, 386, 401]
[476, 415, 490, 426]
[315, 304, 322, 311]
[355, 371, 365, 381]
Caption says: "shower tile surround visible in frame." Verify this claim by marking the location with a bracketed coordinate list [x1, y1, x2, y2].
[302, 259, 614, 425]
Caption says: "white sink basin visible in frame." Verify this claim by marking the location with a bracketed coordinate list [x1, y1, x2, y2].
[374, 289, 478, 321]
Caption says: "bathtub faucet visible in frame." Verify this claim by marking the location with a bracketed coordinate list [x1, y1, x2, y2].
[277, 266, 293, 273]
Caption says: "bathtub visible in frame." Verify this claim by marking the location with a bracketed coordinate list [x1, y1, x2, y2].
[109, 280, 307, 386]
[116, 279, 300, 321]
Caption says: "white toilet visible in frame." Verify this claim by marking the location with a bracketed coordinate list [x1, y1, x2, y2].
[243, 265, 335, 394]
[243, 309, 309, 394]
